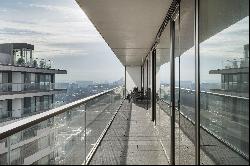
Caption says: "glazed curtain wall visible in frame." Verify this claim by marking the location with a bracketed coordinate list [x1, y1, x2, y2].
[199, 0, 249, 164]
[153, 0, 249, 165]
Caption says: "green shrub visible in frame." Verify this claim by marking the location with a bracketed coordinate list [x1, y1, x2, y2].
[17, 58, 25, 65]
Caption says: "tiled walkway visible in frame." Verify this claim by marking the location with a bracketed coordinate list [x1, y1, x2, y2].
[90, 100, 169, 165]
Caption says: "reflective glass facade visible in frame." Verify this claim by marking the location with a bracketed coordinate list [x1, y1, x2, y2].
[199, 0, 249, 164]
[143, 0, 249, 164]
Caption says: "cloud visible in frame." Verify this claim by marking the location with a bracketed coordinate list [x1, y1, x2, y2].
[200, 16, 249, 59]
[0, 0, 123, 82]
[0, 27, 50, 36]
[0, 8, 8, 13]
[0, 8, 102, 57]
[29, 4, 75, 13]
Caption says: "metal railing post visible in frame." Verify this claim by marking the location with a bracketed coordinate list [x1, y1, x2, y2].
[84, 104, 87, 165]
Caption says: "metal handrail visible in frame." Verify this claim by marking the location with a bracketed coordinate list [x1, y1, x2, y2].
[0, 83, 66, 92]
[0, 87, 120, 140]
[160, 87, 249, 100]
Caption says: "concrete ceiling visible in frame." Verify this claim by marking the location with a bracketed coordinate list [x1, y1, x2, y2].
[155, 0, 195, 66]
[76, 0, 248, 67]
[76, 0, 172, 66]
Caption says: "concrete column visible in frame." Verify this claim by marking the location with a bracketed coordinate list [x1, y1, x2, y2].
[0, 100, 8, 117]
[30, 73, 36, 90]
[126, 66, 142, 92]
[0, 72, 2, 83]
[31, 73, 35, 83]
[144, 62, 147, 93]
[12, 98, 22, 118]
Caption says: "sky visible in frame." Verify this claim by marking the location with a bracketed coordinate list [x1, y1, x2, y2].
[0, 1, 248, 84]
[0, 0, 124, 83]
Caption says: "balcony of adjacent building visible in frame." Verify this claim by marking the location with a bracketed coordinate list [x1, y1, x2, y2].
[0, 82, 67, 97]
[0, 43, 50, 69]
[0, 43, 67, 74]
[0, 95, 65, 124]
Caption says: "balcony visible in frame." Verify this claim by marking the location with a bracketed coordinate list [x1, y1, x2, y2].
[0, 87, 248, 165]
[0, 83, 66, 95]
[0, 102, 65, 124]
[0, 87, 124, 165]
[14, 58, 52, 69]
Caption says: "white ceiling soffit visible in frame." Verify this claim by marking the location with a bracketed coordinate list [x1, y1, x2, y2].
[76, 0, 172, 66]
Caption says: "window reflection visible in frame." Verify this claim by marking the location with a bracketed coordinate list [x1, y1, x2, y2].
[200, 0, 249, 164]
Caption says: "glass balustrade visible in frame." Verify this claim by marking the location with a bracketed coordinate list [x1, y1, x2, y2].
[0, 87, 124, 165]
[159, 86, 249, 161]
[14, 58, 53, 69]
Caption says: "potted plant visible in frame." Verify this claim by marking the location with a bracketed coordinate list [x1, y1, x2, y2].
[40, 59, 45, 68]
[17, 58, 25, 65]
[33, 59, 38, 68]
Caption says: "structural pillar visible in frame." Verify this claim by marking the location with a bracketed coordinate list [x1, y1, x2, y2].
[152, 49, 156, 123]
[141, 66, 143, 91]
[147, 59, 149, 110]
[170, 19, 176, 165]
[195, 0, 200, 164]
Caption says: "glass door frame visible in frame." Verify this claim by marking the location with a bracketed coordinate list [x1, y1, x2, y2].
[169, 1, 200, 164]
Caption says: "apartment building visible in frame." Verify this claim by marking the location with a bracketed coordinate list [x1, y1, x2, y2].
[0, 43, 67, 164]
[0, 43, 67, 122]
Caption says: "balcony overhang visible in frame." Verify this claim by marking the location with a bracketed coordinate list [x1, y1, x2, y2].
[76, 0, 172, 66]
[12, 43, 34, 50]
[0, 64, 67, 74]
[76, 0, 249, 67]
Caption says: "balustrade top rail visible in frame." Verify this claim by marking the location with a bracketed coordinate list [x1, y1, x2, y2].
[0, 87, 120, 140]
[0, 83, 66, 92]
[172, 87, 249, 100]
[0, 83, 57, 85]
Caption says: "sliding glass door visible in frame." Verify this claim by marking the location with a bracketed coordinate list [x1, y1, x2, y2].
[155, 0, 249, 165]
[175, 0, 196, 164]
